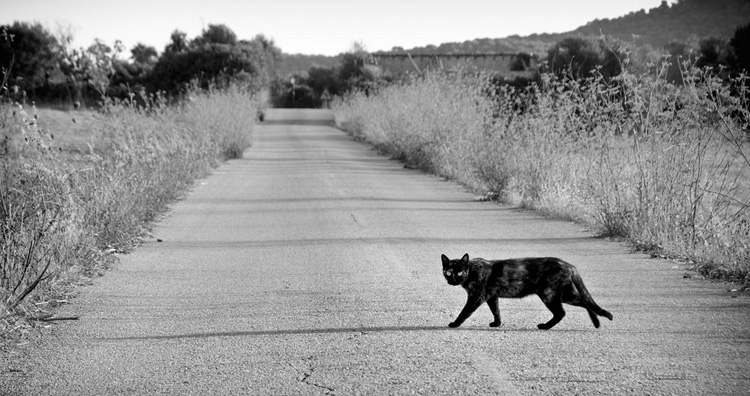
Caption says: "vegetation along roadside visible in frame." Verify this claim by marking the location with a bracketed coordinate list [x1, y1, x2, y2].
[0, 21, 275, 343]
[1, 85, 260, 339]
[332, 48, 750, 287]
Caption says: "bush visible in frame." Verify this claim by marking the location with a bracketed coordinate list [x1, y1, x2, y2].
[334, 72, 494, 181]
[546, 36, 627, 81]
[333, 66, 750, 282]
[0, 84, 259, 317]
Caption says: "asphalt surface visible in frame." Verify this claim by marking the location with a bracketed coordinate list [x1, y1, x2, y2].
[2, 109, 749, 395]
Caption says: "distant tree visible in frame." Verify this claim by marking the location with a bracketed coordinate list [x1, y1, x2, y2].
[164, 30, 189, 54]
[0, 21, 58, 99]
[285, 84, 318, 108]
[338, 42, 370, 92]
[546, 36, 629, 82]
[664, 40, 692, 84]
[306, 66, 341, 97]
[193, 24, 237, 46]
[131, 43, 158, 65]
[729, 23, 750, 73]
[547, 37, 603, 80]
[108, 43, 158, 100]
[510, 52, 533, 71]
[597, 37, 628, 79]
[150, 45, 249, 94]
[338, 52, 366, 86]
[239, 34, 282, 87]
[149, 29, 281, 95]
[84, 39, 124, 97]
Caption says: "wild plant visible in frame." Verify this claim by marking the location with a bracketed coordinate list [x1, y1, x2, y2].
[1, 83, 259, 320]
[333, 64, 750, 281]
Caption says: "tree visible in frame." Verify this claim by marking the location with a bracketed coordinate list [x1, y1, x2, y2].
[149, 30, 281, 95]
[306, 66, 341, 97]
[547, 37, 603, 80]
[108, 43, 158, 100]
[164, 30, 189, 54]
[664, 40, 692, 84]
[338, 42, 371, 92]
[510, 52, 533, 71]
[0, 22, 58, 98]
[53, 37, 123, 105]
[237, 35, 282, 88]
[729, 23, 750, 73]
[193, 24, 237, 46]
[131, 43, 158, 65]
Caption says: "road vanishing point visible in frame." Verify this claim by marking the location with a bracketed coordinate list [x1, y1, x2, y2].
[2, 109, 749, 395]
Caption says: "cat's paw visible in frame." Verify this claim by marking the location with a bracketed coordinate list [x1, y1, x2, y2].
[448, 322, 461, 328]
[537, 323, 552, 330]
[489, 321, 501, 327]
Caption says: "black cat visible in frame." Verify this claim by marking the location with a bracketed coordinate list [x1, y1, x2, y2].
[442, 253, 613, 330]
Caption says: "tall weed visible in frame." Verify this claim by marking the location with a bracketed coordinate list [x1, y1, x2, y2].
[1, 85, 258, 320]
[335, 72, 495, 182]
[333, 67, 750, 282]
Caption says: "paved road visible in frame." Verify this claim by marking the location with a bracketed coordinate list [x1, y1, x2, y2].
[3, 109, 749, 395]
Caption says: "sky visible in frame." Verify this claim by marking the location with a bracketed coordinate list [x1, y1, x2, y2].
[4, 0, 667, 56]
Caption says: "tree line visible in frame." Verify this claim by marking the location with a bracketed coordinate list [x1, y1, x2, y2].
[274, 23, 750, 110]
[2, 17, 749, 111]
[0, 22, 281, 108]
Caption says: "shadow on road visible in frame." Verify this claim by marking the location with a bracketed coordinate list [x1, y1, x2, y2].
[99, 325, 542, 342]
[260, 120, 336, 126]
[152, 236, 595, 250]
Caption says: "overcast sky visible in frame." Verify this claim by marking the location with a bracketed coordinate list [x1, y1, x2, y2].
[4, 0, 666, 56]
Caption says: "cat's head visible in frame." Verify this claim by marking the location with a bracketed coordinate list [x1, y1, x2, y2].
[441, 253, 470, 286]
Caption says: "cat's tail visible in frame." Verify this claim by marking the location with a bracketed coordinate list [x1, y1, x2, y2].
[572, 272, 613, 328]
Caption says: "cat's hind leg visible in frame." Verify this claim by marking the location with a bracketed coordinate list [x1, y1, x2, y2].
[537, 291, 566, 330]
[561, 282, 601, 328]
[487, 297, 502, 327]
[566, 275, 613, 327]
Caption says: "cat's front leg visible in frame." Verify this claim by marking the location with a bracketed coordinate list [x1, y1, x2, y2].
[449, 297, 484, 328]
[487, 297, 502, 327]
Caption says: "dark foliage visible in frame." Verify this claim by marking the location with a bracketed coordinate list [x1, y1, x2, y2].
[193, 24, 237, 46]
[729, 23, 750, 73]
[546, 37, 627, 81]
[574, 0, 750, 49]
[271, 81, 319, 108]
[0, 22, 58, 99]
[149, 43, 255, 94]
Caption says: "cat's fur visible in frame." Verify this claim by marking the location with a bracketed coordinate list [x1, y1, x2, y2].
[441, 253, 613, 330]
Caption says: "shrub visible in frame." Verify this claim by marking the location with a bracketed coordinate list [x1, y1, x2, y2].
[333, 65, 750, 282]
[0, 84, 259, 318]
[334, 72, 494, 182]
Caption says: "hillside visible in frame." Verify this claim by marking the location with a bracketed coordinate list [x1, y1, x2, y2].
[378, 0, 750, 56]
[573, 0, 750, 48]
[279, 0, 749, 75]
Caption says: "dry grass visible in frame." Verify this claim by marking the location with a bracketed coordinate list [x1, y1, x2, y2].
[1, 85, 260, 331]
[333, 67, 750, 283]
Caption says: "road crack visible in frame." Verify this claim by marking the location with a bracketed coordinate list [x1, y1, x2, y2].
[290, 356, 335, 395]
[350, 213, 363, 228]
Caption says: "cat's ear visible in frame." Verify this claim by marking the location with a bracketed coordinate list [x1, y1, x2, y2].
[461, 253, 469, 264]
[441, 254, 450, 265]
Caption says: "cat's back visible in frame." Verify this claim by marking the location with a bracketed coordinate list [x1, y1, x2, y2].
[466, 257, 495, 276]
[472, 256, 575, 277]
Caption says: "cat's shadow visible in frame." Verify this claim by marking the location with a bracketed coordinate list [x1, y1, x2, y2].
[101, 325, 546, 342]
